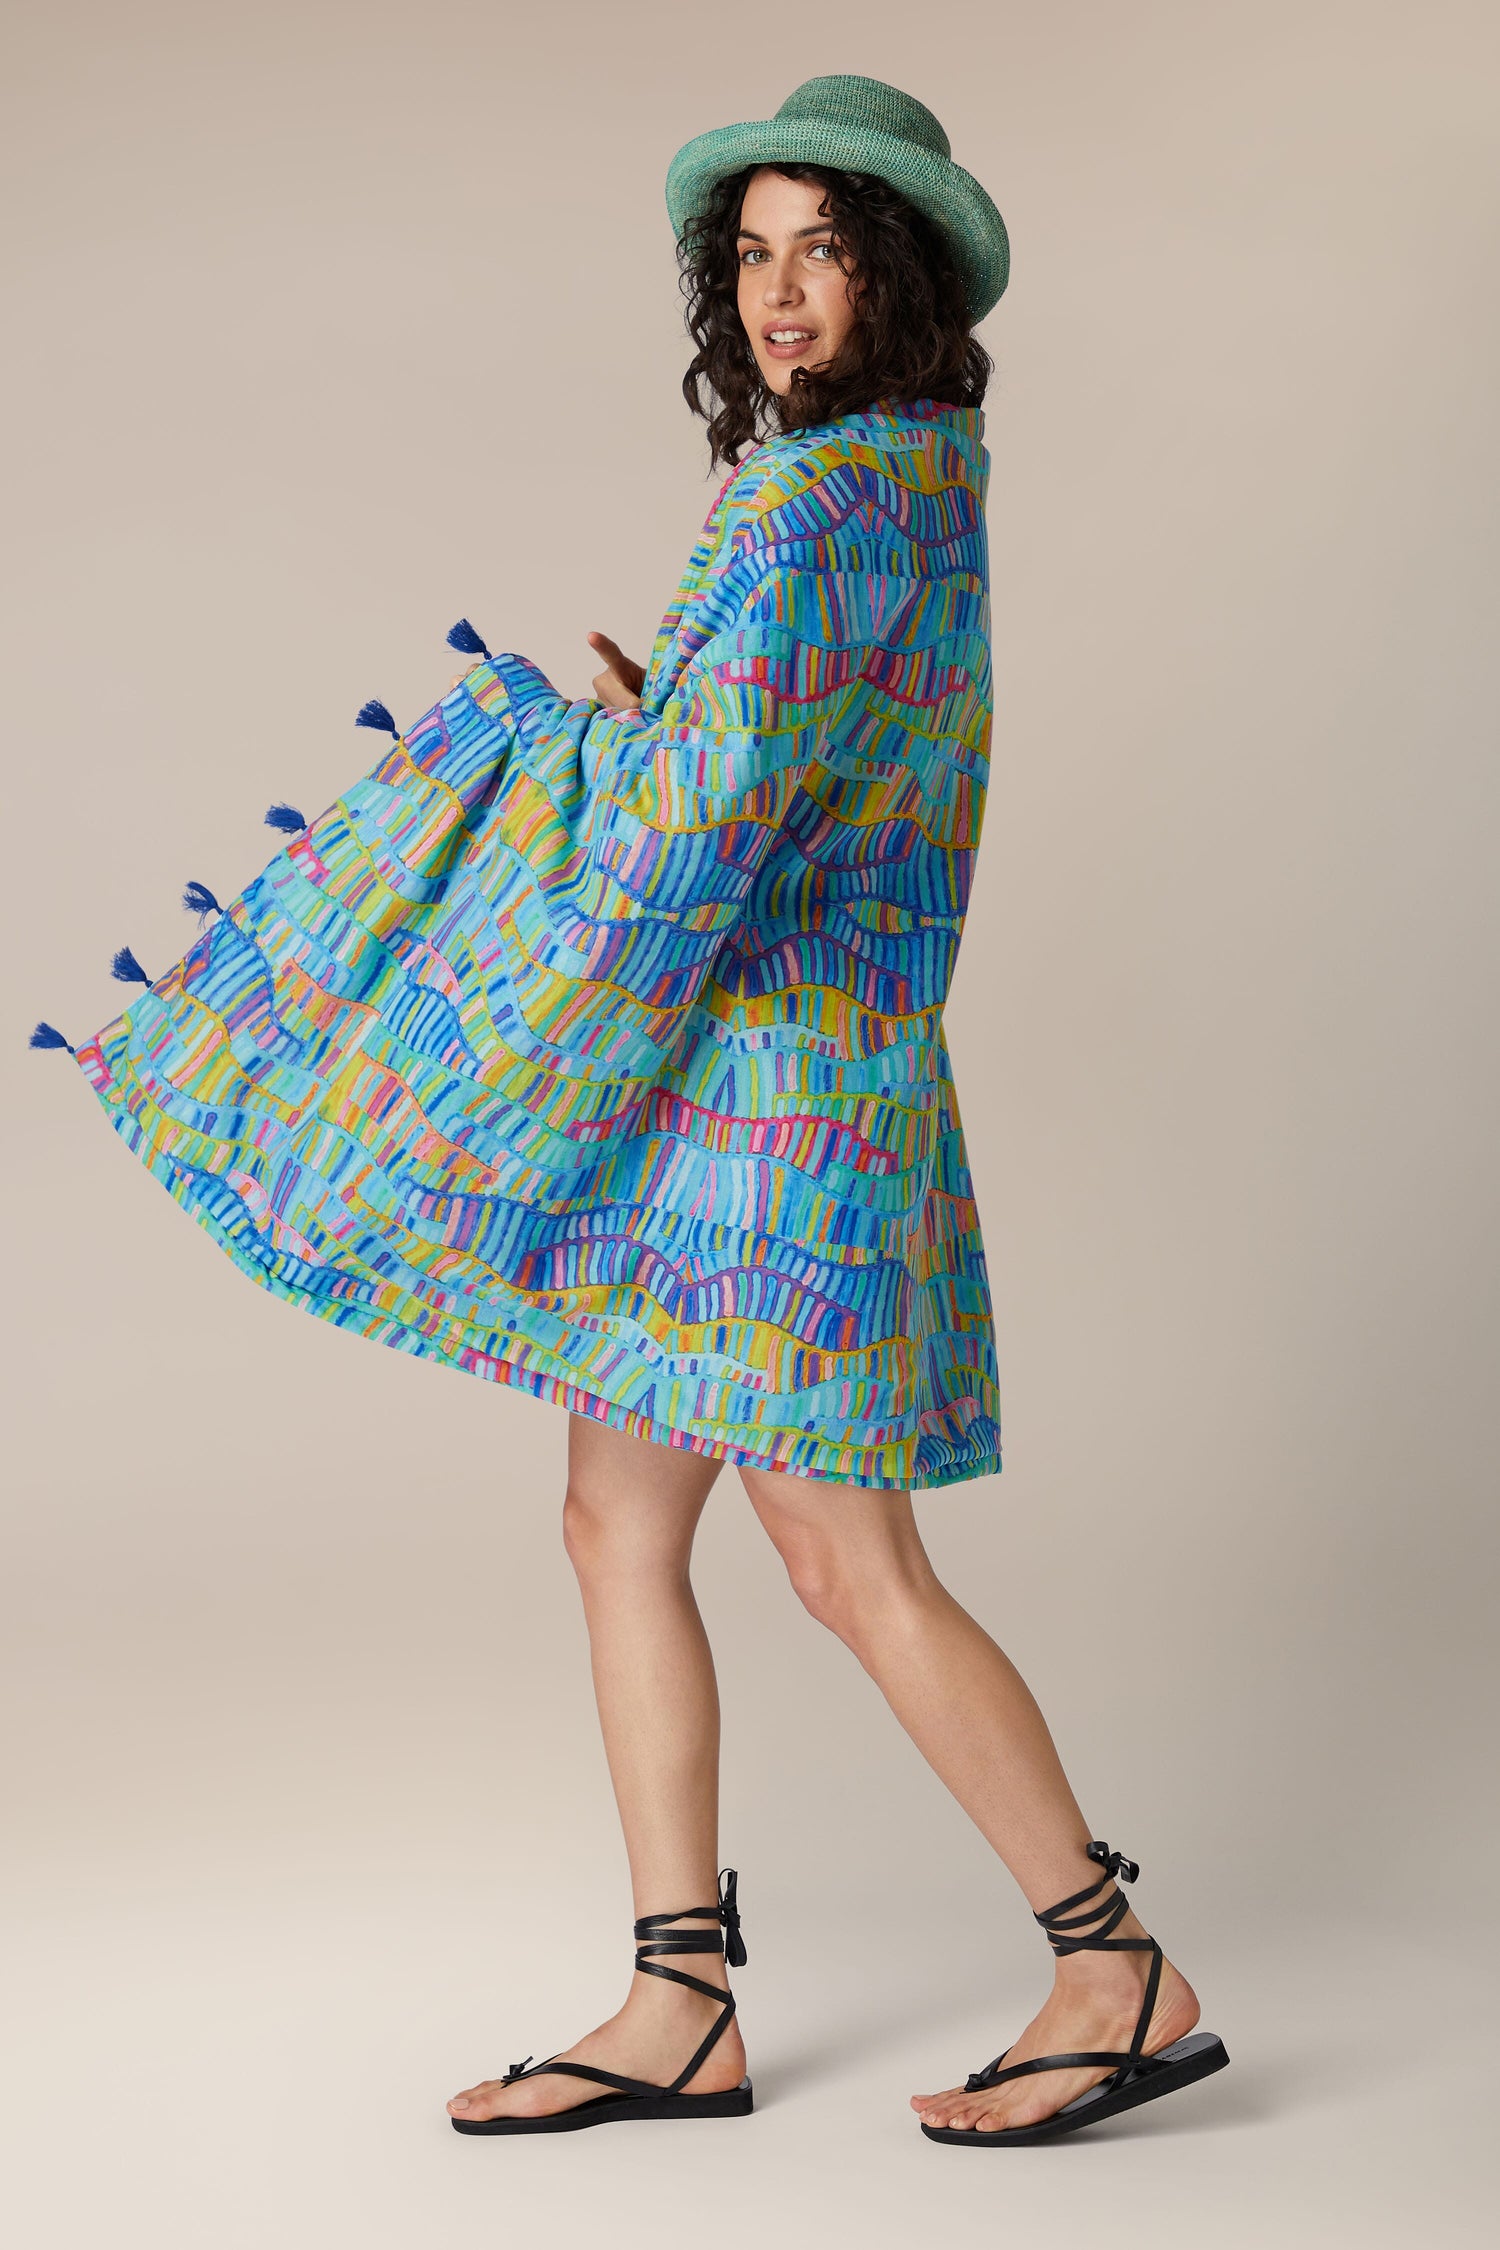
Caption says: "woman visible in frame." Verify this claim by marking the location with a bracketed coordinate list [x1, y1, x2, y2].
[31, 76, 1225, 2143]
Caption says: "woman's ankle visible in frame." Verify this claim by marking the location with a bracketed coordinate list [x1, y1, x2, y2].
[627, 1962, 731, 2011]
[1049, 1904, 1156, 1985]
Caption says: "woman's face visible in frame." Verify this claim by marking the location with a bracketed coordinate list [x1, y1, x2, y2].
[735, 167, 859, 395]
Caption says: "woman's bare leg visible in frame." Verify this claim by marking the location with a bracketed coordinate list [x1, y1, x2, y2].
[447, 1419, 747, 2122]
[739, 1465, 1198, 2134]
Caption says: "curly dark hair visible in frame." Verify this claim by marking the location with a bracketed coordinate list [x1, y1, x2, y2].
[678, 163, 991, 468]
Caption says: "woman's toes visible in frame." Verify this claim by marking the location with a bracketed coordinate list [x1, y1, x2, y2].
[447, 2080, 500, 2119]
[916, 2087, 1017, 2133]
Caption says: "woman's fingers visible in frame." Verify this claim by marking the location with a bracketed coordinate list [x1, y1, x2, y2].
[586, 631, 646, 694]
[587, 629, 629, 673]
[592, 667, 642, 713]
[449, 660, 482, 689]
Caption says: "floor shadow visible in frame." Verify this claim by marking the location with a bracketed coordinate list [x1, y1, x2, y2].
[1028, 2053, 1327, 2144]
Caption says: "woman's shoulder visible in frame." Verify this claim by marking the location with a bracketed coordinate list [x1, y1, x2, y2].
[714, 416, 894, 544]
[721, 404, 988, 554]
[712, 430, 832, 520]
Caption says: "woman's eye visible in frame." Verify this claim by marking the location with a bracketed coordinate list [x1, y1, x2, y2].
[738, 246, 768, 265]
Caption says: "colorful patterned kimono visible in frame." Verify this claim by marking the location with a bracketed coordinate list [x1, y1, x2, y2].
[69, 400, 1002, 1488]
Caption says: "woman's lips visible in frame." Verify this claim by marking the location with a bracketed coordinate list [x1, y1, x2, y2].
[762, 326, 818, 360]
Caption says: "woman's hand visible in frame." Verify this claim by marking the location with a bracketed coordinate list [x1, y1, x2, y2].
[447, 632, 645, 707]
[587, 631, 645, 712]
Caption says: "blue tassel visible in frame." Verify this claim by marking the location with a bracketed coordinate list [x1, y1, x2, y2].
[182, 879, 220, 918]
[446, 618, 490, 659]
[110, 945, 150, 985]
[29, 1020, 75, 1052]
[356, 698, 398, 735]
[264, 803, 307, 835]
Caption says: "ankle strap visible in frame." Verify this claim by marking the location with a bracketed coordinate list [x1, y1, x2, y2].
[633, 1867, 747, 1971]
[959, 1842, 1166, 2097]
[1035, 1841, 1154, 1955]
[502, 1872, 746, 2103]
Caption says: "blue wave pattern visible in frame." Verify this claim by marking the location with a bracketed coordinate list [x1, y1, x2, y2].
[76, 402, 1002, 1487]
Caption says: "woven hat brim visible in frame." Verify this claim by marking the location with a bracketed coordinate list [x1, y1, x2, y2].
[665, 118, 1009, 322]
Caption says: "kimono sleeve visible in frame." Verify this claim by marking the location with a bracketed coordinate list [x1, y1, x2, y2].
[451, 534, 861, 1087]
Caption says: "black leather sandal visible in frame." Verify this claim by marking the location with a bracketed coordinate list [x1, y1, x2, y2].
[922, 1841, 1229, 2146]
[451, 1868, 752, 2135]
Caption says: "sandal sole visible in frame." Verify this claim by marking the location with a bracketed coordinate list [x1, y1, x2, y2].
[452, 2076, 754, 2135]
[921, 2032, 1229, 2145]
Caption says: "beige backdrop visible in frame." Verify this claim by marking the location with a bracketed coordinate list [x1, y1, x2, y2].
[3, 2, 1496, 2245]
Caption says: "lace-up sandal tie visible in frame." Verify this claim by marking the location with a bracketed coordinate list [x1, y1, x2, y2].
[922, 1842, 1229, 2146]
[451, 1868, 753, 2136]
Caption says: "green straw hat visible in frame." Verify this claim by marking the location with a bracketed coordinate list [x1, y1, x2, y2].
[665, 74, 1009, 322]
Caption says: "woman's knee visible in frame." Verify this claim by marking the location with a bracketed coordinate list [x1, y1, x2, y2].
[774, 1532, 848, 1634]
[560, 1430, 714, 1582]
[560, 1481, 611, 1577]
[559, 1477, 670, 1576]
[766, 1519, 936, 1647]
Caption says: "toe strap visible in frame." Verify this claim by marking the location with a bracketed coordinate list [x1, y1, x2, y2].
[966, 2047, 1136, 2092]
[518, 2059, 673, 2100]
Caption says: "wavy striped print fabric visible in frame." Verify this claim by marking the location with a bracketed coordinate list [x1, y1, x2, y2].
[68, 400, 1003, 1488]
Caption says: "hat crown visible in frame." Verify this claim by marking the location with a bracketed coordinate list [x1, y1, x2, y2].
[773, 75, 951, 161]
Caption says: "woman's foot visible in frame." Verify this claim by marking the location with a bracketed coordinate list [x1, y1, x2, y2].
[447, 1964, 747, 2123]
[910, 1931, 1200, 2135]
